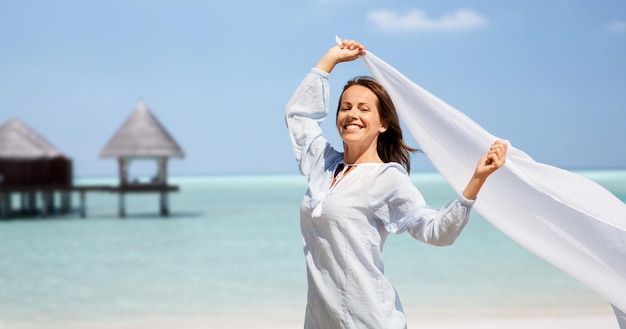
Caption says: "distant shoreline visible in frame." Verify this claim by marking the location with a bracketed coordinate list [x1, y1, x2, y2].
[73, 167, 626, 181]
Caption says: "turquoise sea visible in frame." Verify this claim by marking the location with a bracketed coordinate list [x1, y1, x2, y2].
[1, 170, 625, 328]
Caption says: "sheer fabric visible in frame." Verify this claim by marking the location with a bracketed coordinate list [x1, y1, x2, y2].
[361, 51, 626, 326]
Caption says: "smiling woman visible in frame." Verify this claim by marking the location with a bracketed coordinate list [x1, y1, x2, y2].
[336, 82, 388, 164]
[337, 76, 417, 174]
[284, 39, 508, 329]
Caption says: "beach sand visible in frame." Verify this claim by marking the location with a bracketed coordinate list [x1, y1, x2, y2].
[414, 315, 618, 329]
[4, 310, 618, 329]
[207, 313, 620, 329]
[1, 301, 619, 329]
[233, 310, 617, 328]
[203, 316, 619, 329]
[408, 306, 620, 329]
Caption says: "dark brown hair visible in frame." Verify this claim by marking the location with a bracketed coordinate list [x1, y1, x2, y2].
[337, 76, 417, 173]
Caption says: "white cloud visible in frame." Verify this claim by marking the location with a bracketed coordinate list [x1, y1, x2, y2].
[367, 8, 487, 33]
[603, 20, 626, 32]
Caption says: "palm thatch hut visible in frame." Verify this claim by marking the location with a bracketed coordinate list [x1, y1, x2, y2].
[0, 118, 72, 216]
[99, 101, 185, 216]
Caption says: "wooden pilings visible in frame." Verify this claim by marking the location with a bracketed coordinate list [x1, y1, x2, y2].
[160, 191, 169, 216]
[0, 184, 178, 219]
[119, 191, 126, 218]
[80, 190, 86, 218]
[0, 190, 69, 217]
[0, 192, 10, 217]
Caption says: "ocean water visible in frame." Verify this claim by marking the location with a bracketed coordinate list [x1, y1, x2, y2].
[0, 170, 624, 327]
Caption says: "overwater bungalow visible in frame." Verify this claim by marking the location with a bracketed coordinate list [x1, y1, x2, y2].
[0, 101, 185, 219]
[0, 118, 73, 216]
[100, 101, 185, 217]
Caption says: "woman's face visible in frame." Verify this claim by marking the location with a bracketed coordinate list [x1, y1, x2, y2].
[336, 85, 387, 147]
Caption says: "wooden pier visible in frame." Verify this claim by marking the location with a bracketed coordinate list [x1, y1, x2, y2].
[0, 184, 179, 219]
[1, 104, 185, 220]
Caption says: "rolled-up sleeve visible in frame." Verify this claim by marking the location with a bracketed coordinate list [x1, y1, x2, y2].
[370, 165, 474, 246]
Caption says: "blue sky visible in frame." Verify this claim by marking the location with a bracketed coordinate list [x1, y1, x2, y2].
[1, 0, 625, 177]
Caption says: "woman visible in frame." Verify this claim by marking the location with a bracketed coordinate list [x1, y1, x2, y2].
[285, 39, 507, 329]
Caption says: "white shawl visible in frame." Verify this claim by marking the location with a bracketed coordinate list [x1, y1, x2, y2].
[360, 51, 626, 326]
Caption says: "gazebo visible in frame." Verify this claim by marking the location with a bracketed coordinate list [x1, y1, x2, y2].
[99, 101, 185, 216]
[0, 118, 73, 216]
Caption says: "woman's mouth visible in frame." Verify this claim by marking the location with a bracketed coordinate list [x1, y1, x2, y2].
[344, 124, 363, 132]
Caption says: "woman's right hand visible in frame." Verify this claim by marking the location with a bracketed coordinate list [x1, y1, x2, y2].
[316, 39, 366, 74]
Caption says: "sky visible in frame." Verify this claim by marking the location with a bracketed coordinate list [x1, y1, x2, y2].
[1, 0, 625, 178]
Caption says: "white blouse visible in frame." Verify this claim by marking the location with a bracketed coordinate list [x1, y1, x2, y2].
[285, 68, 474, 329]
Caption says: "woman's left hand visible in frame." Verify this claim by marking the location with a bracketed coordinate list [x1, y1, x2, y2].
[474, 140, 508, 179]
[462, 140, 508, 200]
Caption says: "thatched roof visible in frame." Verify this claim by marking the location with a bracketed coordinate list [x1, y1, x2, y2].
[100, 102, 185, 159]
[0, 118, 67, 159]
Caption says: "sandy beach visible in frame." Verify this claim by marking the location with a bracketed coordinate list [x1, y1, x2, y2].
[202, 315, 620, 329]
[3, 309, 618, 329]
[407, 306, 620, 329]
[414, 315, 618, 329]
[442, 317, 618, 329]
[224, 308, 617, 329]
[186, 313, 621, 329]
